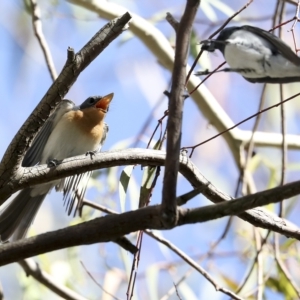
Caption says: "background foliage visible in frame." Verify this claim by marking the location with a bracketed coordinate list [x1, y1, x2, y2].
[1, 0, 300, 299]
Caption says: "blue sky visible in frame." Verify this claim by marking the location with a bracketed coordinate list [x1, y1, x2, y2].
[1, 1, 300, 299]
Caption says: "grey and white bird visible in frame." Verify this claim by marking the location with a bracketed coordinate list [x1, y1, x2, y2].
[198, 25, 300, 83]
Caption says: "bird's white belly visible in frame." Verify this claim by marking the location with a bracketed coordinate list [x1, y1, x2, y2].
[224, 43, 267, 77]
[40, 118, 99, 164]
[224, 41, 300, 78]
[30, 118, 100, 197]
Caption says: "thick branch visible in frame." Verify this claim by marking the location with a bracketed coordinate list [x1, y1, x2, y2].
[162, 0, 200, 227]
[0, 12, 131, 193]
[1, 148, 299, 238]
[1, 180, 300, 267]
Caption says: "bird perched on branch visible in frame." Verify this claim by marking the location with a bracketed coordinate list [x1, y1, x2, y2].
[0, 93, 114, 242]
[197, 25, 300, 83]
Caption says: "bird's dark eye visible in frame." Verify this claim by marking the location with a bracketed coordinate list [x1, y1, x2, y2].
[89, 98, 95, 103]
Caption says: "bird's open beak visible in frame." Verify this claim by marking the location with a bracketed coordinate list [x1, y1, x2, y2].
[95, 93, 114, 112]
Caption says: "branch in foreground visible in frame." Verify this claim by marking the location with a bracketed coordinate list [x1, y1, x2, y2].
[82, 205, 136, 254]
[85, 201, 243, 300]
[162, 0, 200, 227]
[1, 180, 300, 266]
[19, 259, 87, 300]
[80, 261, 123, 300]
[2, 148, 299, 239]
[0, 12, 131, 204]
[145, 230, 243, 300]
[112, 236, 138, 254]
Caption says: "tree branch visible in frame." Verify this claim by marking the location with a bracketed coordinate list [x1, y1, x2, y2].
[145, 230, 243, 300]
[1, 178, 300, 266]
[1, 148, 299, 238]
[162, 0, 200, 227]
[29, 0, 57, 81]
[0, 12, 131, 201]
[19, 259, 88, 300]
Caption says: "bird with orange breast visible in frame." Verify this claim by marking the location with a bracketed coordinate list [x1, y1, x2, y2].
[0, 93, 114, 241]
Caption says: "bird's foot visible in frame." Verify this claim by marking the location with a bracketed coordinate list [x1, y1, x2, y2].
[47, 159, 60, 167]
[86, 150, 97, 160]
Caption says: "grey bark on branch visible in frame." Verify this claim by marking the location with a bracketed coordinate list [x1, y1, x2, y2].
[0, 148, 299, 239]
[0, 149, 300, 266]
[162, 0, 200, 227]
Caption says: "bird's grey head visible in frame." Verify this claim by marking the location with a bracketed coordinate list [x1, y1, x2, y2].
[79, 96, 103, 110]
[201, 26, 241, 54]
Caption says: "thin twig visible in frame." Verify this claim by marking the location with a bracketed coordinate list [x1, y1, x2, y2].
[279, 40, 287, 219]
[183, 91, 300, 157]
[254, 228, 264, 300]
[127, 166, 161, 299]
[191, 10, 294, 26]
[234, 5, 284, 295]
[145, 231, 244, 300]
[207, 217, 232, 255]
[80, 261, 122, 300]
[166, 13, 179, 32]
[235, 231, 271, 295]
[133, 91, 168, 148]
[174, 283, 183, 300]
[188, 61, 226, 96]
[29, 0, 57, 81]
[237, 84, 266, 196]
[19, 259, 88, 300]
[160, 269, 193, 300]
[289, 0, 300, 52]
[82, 202, 137, 254]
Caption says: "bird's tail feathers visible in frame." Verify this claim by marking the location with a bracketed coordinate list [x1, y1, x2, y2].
[56, 171, 92, 217]
[0, 188, 47, 242]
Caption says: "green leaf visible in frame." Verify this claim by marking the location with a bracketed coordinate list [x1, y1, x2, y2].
[281, 238, 297, 252]
[190, 29, 199, 60]
[119, 165, 135, 212]
[23, 0, 32, 15]
[219, 272, 239, 291]
[139, 166, 157, 208]
[266, 268, 298, 300]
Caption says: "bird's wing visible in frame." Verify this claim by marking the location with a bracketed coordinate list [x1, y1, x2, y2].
[242, 25, 300, 66]
[22, 100, 75, 167]
[100, 122, 109, 148]
[244, 75, 300, 84]
[57, 122, 110, 216]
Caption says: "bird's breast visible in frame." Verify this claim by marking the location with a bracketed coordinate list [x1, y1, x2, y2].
[40, 110, 105, 163]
